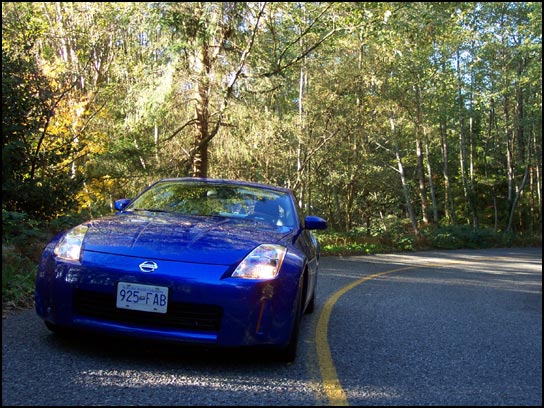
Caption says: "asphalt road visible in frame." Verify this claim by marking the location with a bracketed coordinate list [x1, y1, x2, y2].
[2, 247, 542, 406]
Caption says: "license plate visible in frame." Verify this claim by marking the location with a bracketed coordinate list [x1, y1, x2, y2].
[116, 282, 168, 314]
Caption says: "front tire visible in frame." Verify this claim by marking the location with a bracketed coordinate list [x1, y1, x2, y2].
[305, 290, 315, 314]
[279, 287, 303, 363]
[44, 321, 70, 336]
[45, 321, 60, 333]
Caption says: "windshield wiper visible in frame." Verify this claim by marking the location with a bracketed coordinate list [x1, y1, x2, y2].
[130, 208, 171, 213]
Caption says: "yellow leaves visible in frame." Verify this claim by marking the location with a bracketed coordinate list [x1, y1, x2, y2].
[40, 61, 64, 86]
[84, 137, 107, 155]
[76, 177, 116, 211]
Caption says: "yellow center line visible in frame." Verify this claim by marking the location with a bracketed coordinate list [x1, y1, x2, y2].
[315, 260, 477, 406]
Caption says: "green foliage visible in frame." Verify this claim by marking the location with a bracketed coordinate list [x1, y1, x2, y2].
[2, 246, 36, 309]
[2, 211, 51, 260]
[316, 225, 540, 257]
[315, 222, 422, 255]
[2, 211, 49, 310]
[422, 225, 517, 250]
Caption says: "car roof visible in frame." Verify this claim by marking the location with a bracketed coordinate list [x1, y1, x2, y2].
[156, 177, 293, 194]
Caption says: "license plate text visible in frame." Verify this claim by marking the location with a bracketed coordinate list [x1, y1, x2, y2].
[116, 282, 168, 314]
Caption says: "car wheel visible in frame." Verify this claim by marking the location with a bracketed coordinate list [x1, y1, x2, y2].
[279, 288, 303, 363]
[44, 321, 68, 335]
[305, 290, 315, 314]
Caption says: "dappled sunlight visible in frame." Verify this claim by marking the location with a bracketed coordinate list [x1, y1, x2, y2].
[74, 368, 319, 396]
[384, 273, 542, 295]
[319, 249, 542, 295]
[338, 250, 542, 269]
[340, 384, 402, 402]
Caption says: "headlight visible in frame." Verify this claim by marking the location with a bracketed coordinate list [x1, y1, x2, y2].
[232, 244, 286, 280]
[54, 225, 88, 262]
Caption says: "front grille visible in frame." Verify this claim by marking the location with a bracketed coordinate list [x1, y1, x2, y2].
[73, 289, 222, 332]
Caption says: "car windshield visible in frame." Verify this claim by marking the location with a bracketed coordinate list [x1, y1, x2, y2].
[126, 181, 297, 228]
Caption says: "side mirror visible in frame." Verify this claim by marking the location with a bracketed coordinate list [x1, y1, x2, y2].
[304, 215, 327, 230]
[114, 198, 132, 211]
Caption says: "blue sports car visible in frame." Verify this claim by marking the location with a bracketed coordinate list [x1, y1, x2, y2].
[35, 178, 327, 361]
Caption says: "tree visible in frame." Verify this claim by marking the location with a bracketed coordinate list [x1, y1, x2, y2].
[2, 2, 541, 239]
[149, 2, 267, 178]
[2, 3, 82, 219]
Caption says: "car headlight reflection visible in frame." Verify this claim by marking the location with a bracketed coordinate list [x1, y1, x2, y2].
[232, 244, 286, 280]
[54, 225, 88, 262]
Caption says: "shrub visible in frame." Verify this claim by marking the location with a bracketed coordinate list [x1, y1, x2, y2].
[2, 245, 36, 309]
[423, 225, 513, 249]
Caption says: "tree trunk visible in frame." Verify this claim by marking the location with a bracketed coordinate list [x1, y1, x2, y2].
[424, 128, 438, 225]
[414, 84, 429, 225]
[456, 49, 479, 227]
[191, 35, 211, 178]
[439, 121, 456, 224]
[296, 66, 306, 209]
[391, 115, 419, 236]
[506, 164, 529, 232]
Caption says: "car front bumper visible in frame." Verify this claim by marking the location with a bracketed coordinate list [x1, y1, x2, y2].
[35, 249, 302, 348]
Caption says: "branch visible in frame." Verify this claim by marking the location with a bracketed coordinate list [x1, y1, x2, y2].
[162, 118, 200, 143]
[260, 4, 343, 77]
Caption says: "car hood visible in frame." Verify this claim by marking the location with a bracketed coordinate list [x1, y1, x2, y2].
[81, 212, 293, 265]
